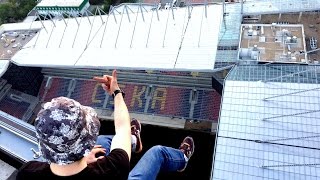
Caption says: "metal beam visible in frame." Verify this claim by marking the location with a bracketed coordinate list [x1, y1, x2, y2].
[263, 87, 320, 101]
[262, 109, 320, 121]
[162, 8, 170, 47]
[115, 7, 126, 48]
[130, 5, 140, 48]
[262, 69, 314, 83]
[100, 6, 112, 48]
[146, 8, 155, 48]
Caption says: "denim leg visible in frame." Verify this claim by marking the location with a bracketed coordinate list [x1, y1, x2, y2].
[96, 135, 137, 155]
[96, 135, 113, 155]
[128, 145, 186, 180]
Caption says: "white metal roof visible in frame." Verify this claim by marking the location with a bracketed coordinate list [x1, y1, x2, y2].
[0, 61, 10, 77]
[11, 5, 223, 71]
[213, 79, 320, 179]
[243, 0, 320, 15]
[214, 137, 320, 180]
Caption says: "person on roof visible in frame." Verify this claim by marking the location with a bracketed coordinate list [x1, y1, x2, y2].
[16, 70, 194, 180]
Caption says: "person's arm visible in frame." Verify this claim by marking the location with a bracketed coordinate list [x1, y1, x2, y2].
[93, 70, 131, 160]
[111, 90, 131, 159]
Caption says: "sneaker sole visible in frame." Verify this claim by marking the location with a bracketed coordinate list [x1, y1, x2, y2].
[178, 136, 195, 172]
[133, 119, 143, 153]
[188, 137, 195, 157]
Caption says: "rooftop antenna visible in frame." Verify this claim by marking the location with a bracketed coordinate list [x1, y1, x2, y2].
[82, 9, 92, 24]
[58, 12, 72, 48]
[110, 5, 118, 23]
[47, 13, 56, 27]
[59, 12, 68, 26]
[187, 0, 192, 19]
[145, 3, 157, 48]
[72, 14, 83, 48]
[180, 5, 188, 40]
[71, 10, 80, 26]
[86, 8, 99, 47]
[198, 4, 206, 47]
[162, 4, 171, 47]
[100, 5, 113, 48]
[155, 1, 160, 21]
[45, 20, 56, 48]
[27, 12, 37, 29]
[171, 2, 175, 20]
[96, 6, 106, 23]
[222, 0, 225, 16]
[130, 5, 142, 48]
[115, 6, 126, 48]
[35, 10, 48, 33]
[140, 3, 145, 22]
[204, 0, 207, 18]
[125, 4, 131, 23]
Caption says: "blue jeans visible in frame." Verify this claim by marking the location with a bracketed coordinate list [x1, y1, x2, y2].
[96, 135, 137, 155]
[96, 135, 187, 180]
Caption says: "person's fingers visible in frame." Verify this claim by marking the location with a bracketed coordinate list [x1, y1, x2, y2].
[93, 145, 102, 148]
[104, 75, 113, 81]
[97, 156, 104, 160]
[91, 148, 106, 155]
[93, 74, 113, 81]
[101, 84, 110, 92]
[112, 70, 117, 79]
[93, 77, 107, 83]
[96, 150, 106, 156]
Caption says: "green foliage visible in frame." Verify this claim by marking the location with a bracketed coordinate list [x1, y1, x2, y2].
[0, 0, 36, 24]
[89, 0, 104, 5]
[120, 0, 136, 3]
[102, 0, 136, 13]
[0, 0, 139, 24]
[102, 0, 112, 13]
[0, 3, 15, 24]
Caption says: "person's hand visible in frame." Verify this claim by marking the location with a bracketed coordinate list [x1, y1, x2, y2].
[85, 145, 106, 164]
[93, 70, 120, 95]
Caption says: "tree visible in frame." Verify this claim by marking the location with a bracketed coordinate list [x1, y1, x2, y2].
[0, 3, 16, 24]
[102, 0, 136, 13]
[89, 0, 104, 5]
[0, 0, 36, 24]
[103, 0, 112, 13]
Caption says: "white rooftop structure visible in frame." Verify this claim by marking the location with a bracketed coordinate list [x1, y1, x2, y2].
[37, 0, 87, 8]
[35, 0, 90, 14]
[243, 0, 320, 15]
[212, 65, 320, 179]
[10, 4, 223, 71]
[0, 61, 10, 77]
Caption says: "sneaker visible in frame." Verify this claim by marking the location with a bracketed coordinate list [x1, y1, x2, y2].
[178, 136, 195, 172]
[131, 118, 143, 153]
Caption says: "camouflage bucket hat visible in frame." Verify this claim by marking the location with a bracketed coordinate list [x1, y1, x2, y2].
[35, 97, 101, 165]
